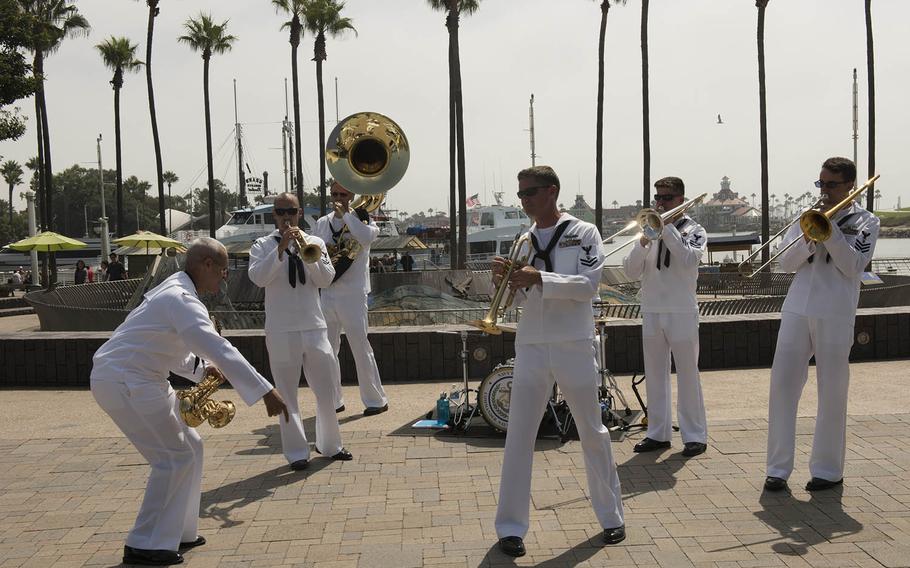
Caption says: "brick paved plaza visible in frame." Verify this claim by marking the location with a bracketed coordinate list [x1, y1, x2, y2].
[2, 362, 910, 567]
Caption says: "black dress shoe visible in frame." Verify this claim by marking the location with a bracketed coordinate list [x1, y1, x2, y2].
[682, 442, 707, 457]
[763, 476, 788, 492]
[806, 477, 843, 492]
[330, 448, 353, 461]
[633, 437, 671, 453]
[603, 525, 626, 545]
[498, 536, 526, 557]
[335, 404, 345, 413]
[123, 546, 183, 566]
[363, 403, 389, 416]
[290, 459, 309, 471]
[178, 536, 206, 550]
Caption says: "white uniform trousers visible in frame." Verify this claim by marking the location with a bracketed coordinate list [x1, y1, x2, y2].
[91, 379, 202, 551]
[641, 312, 707, 444]
[767, 312, 853, 481]
[321, 288, 388, 409]
[266, 328, 344, 463]
[495, 339, 624, 539]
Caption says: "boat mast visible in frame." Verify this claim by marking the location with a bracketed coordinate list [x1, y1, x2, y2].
[283, 78, 290, 194]
[852, 68, 859, 188]
[334, 76, 340, 124]
[529, 93, 536, 166]
[234, 79, 246, 206]
[285, 78, 296, 194]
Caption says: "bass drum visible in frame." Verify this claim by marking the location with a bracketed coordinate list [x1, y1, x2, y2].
[478, 362, 515, 432]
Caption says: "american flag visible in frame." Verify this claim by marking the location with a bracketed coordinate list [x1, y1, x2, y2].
[465, 193, 480, 207]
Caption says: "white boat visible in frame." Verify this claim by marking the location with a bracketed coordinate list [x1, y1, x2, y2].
[465, 192, 531, 262]
[215, 201, 319, 246]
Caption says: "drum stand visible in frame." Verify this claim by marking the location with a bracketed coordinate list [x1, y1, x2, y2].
[595, 320, 641, 432]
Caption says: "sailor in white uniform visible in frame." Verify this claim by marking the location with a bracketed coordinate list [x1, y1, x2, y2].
[623, 176, 708, 457]
[91, 238, 289, 567]
[493, 166, 624, 558]
[764, 157, 879, 493]
[313, 181, 389, 415]
[248, 192, 352, 471]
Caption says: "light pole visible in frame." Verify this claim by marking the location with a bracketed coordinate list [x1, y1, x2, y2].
[96, 135, 111, 259]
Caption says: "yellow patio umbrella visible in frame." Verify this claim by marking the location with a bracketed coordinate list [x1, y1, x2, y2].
[112, 230, 187, 255]
[7, 231, 87, 252]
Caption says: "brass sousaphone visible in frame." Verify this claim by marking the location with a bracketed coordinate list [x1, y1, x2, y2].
[325, 112, 409, 278]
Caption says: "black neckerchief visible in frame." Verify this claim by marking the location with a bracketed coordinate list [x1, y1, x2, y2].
[529, 220, 571, 272]
[274, 235, 305, 287]
[330, 216, 345, 244]
[656, 217, 690, 270]
[807, 212, 857, 264]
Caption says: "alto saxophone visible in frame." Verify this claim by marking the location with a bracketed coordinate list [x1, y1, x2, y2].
[177, 316, 236, 428]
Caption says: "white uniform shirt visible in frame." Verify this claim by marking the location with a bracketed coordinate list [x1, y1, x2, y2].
[778, 202, 879, 320]
[248, 229, 336, 332]
[622, 215, 707, 314]
[313, 211, 380, 294]
[506, 214, 605, 345]
[90, 272, 272, 407]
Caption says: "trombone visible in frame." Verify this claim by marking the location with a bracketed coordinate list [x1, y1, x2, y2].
[602, 193, 708, 260]
[736, 196, 824, 276]
[742, 175, 879, 278]
[469, 233, 533, 335]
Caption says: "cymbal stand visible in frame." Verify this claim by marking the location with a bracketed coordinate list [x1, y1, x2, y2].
[596, 320, 639, 431]
[445, 330, 480, 431]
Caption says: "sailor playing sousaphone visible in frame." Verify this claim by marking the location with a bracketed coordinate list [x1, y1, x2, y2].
[312, 111, 409, 416]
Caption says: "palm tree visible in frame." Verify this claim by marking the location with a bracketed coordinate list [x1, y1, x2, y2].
[162, 170, 178, 231]
[1, 160, 23, 225]
[138, 0, 167, 234]
[611, 199, 619, 209]
[640, 0, 651, 206]
[864, 0, 875, 212]
[302, 0, 356, 216]
[783, 192, 790, 218]
[179, 13, 237, 238]
[272, 0, 306, 203]
[96, 36, 142, 237]
[427, 0, 479, 269]
[593, 0, 626, 236]
[756, 0, 770, 267]
[750, 192, 756, 207]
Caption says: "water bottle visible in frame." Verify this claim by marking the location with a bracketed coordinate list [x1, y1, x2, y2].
[449, 383, 461, 404]
[436, 392, 450, 425]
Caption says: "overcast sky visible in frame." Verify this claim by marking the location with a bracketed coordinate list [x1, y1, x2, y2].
[1, 0, 909, 221]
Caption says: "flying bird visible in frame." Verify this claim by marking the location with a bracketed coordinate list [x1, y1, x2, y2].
[717, 114, 724, 124]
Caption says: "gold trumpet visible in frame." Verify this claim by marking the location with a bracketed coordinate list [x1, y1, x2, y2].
[602, 193, 708, 260]
[469, 233, 533, 335]
[743, 174, 879, 278]
[283, 220, 322, 263]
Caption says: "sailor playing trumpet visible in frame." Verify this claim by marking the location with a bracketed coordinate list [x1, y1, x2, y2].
[248, 192, 353, 471]
[622, 176, 709, 457]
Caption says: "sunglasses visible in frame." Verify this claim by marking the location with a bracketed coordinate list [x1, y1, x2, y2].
[653, 193, 680, 202]
[814, 180, 849, 189]
[516, 185, 550, 199]
[273, 207, 299, 216]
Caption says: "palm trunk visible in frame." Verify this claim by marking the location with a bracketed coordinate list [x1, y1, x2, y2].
[32, 92, 44, 231]
[114, 79, 124, 237]
[864, 0, 875, 212]
[451, 18, 468, 269]
[7, 184, 12, 226]
[291, 18, 304, 203]
[757, 2, 770, 268]
[35, 51, 56, 285]
[595, 1, 609, 236]
[640, 0, 651, 207]
[315, 34, 327, 217]
[447, 14, 457, 270]
[146, 1, 167, 235]
[203, 55, 216, 237]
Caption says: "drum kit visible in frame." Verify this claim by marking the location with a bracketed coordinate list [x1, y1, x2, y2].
[435, 318, 645, 442]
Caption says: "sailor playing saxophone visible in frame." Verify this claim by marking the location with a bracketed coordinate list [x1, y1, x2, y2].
[313, 181, 389, 416]
[91, 238, 288, 567]
[623, 176, 709, 457]
[249, 192, 353, 471]
[764, 157, 880, 493]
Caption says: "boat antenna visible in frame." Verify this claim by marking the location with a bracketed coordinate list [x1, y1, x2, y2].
[528, 93, 536, 166]
[234, 79, 246, 206]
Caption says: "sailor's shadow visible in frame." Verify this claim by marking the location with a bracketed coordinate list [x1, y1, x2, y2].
[618, 446, 686, 499]
[753, 487, 863, 555]
[476, 533, 607, 567]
